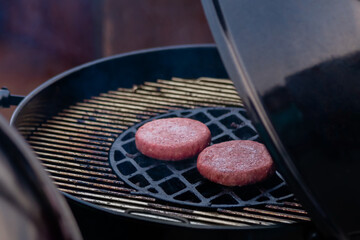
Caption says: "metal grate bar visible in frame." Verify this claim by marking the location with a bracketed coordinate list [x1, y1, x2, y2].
[34, 128, 115, 142]
[46, 120, 124, 134]
[59, 188, 156, 203]
[68, 105, 147, 120]
[172, 77, 236, 89]
[54, 182, 136, 197]
[28, 136, 111, 151]
[38, 156, 108, 168]
[84, 99, 169, 114]
[143, 82, 240, 100]
[17, 126, 37, 132]
[135, 88, 242, 106]
[77, 102, 157, 117]
[29, 140, 109, 156]
[39, 157, 112, 172]
[265, 205, 308, 215]
[52, 115, 131, 129]
[196, 77, 234, 84]
[243, 208, 311, 221]
[218, 209, 296, 224]
[46, 169, 124, 185]
[282, 201, 304, 208]
[52, 175, 133, 193]
[92, 96, 180, 110]
[33, 147, 108, 161]
[58, 112, 137, 126]
[41, 163, 118, 178]
[40, 124, 119, 138]
[157, 79, 239, 95]
[104, 91, 210, 108]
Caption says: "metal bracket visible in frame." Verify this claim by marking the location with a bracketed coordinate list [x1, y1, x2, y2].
[0, 87, 24, 108]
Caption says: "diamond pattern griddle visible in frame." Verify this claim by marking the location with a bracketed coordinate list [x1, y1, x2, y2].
[109, 107, 293, 208]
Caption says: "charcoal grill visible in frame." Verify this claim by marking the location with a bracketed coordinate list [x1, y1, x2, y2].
[7, 45, 315, 240]
[5, 1, 360, 238]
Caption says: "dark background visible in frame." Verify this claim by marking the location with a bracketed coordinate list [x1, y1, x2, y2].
[0, 0, 214, 121]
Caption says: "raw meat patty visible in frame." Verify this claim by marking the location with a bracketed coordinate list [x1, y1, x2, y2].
[135, 118, 211, 161]
[197, 140, 274, 186]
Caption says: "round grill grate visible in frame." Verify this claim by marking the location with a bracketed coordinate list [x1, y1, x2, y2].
[109, 107, 293, 208]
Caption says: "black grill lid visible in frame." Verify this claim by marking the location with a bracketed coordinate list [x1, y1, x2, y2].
[0, 115, 82, 240]
[202, 0, 360, 239]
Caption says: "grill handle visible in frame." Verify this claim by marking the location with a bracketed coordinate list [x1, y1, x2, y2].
[0, 87, 25, 108]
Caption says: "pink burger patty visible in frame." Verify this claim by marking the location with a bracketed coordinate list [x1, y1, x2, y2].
[197, 140, 274, 186]
[135, 118, 211, 161]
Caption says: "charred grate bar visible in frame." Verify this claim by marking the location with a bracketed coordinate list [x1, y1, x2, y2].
[22, 77, 310, 226]
[110, 107, 292, 208]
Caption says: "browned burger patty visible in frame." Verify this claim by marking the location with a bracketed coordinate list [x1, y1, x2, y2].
[135, 118, 211, 161]
[197, 140, 274, 186]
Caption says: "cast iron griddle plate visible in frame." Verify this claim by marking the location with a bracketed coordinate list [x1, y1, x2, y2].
[109, 107, 293, 208]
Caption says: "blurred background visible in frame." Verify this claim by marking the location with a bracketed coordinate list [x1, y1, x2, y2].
[0, 0, 214, 121]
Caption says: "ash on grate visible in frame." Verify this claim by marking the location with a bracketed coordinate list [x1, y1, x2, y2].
[109, 107, 293, 208]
